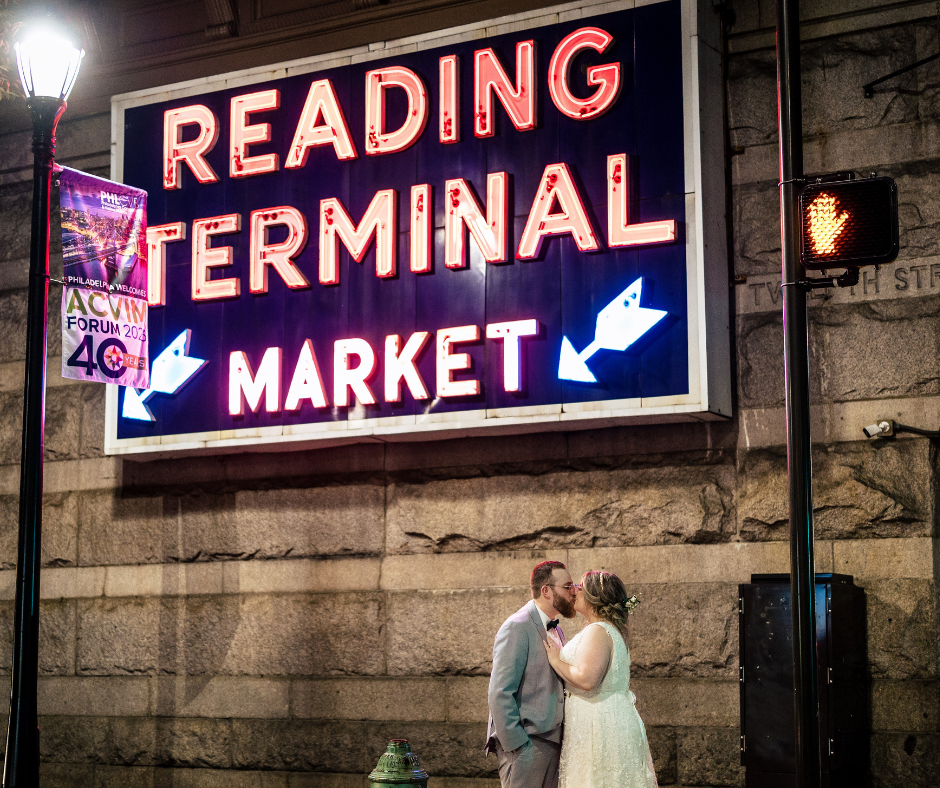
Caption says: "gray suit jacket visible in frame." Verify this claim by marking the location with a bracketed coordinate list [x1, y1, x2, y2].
[486, 600, 566, 753]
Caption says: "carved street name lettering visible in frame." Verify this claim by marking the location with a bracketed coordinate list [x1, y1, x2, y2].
[740, 262, 940, 314]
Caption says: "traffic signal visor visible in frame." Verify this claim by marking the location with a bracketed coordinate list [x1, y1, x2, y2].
[799, 176, 899, 270]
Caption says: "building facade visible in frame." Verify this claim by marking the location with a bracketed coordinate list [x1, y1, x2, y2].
[0, 0, 936, 785]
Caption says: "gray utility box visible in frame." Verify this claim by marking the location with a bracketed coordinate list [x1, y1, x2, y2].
[738, 574, 868, 788]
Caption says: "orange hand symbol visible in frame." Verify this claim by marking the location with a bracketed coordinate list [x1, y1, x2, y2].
[808, 193, 849, 255]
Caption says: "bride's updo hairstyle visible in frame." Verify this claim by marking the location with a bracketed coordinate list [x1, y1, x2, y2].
[580, 571, 632, 641]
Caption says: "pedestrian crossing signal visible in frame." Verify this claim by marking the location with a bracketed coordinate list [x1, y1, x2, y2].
[799, 176, 899, 270]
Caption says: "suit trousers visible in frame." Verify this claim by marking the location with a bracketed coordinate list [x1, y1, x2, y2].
[494, 735, 561, 788]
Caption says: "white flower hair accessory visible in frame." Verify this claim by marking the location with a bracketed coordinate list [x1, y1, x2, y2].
[624, 594, 640, 611]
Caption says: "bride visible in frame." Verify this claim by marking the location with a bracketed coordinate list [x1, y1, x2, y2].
[543, 570, 658, 788]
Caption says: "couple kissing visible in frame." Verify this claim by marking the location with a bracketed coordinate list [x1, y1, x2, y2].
[484, 560, 658, 788]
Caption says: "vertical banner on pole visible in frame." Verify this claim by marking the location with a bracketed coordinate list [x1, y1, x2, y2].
[58, 168, 149, 388]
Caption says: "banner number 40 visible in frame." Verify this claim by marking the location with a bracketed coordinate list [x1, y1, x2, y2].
[66, 335, 129, 379]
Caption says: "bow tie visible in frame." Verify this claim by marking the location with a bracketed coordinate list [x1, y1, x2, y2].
[546, 619, 560, 631]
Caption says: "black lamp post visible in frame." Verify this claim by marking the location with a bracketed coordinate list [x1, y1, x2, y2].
[4, 26, 83, 788]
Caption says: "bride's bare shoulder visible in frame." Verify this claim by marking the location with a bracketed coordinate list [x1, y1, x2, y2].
[579, 622, 614, 647]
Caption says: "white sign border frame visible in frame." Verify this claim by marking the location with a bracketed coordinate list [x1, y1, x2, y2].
[105, 0, 730, 458]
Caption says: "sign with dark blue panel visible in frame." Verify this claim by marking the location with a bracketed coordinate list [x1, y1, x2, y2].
[106, 0, 730, 457]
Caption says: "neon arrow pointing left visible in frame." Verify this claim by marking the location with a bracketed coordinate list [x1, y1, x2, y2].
[558, 277, 668, 383]
[122, 330, 208, 422]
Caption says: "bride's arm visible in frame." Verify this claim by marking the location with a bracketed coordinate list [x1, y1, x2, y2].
[543, 625, 612, 691]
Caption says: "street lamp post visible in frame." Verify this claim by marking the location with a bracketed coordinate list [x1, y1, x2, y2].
[775, 0, 822, 786]
[4, 26, 82, 788]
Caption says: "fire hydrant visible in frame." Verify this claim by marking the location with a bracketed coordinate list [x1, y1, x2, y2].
[368, 739, 429, 787]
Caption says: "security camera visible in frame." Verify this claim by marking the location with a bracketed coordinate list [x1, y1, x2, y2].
[862, 420, 894, 439]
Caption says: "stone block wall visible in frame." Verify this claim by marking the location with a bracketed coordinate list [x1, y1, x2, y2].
[727, 0, 940, 782]
[0, 0, 935, 786]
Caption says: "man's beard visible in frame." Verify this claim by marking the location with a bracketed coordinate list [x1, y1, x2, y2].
[552, 590, 576, 618]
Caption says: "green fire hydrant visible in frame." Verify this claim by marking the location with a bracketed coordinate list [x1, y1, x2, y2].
[368, 739, 429, 787]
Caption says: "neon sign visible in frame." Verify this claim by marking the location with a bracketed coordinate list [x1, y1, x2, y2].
[122, 330, 206, 421]
[558, 278, 666, 383]
[107, 0, 731, 456]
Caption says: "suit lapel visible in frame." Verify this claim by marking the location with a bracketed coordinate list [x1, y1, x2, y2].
[527, 600, 570, 646]
[526, 600, 549, 643]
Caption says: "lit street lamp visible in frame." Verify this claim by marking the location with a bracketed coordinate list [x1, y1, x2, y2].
[4, 24, 83, 788]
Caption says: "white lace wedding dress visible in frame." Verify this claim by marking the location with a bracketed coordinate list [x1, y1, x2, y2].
[558, 621, 658, 788]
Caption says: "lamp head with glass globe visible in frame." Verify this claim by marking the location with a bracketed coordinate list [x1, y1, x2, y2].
[15, 24, 84, 152]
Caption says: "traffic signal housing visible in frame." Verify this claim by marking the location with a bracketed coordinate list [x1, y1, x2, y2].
[799, 175, 899, 271]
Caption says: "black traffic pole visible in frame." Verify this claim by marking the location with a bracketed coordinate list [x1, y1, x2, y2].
[3, 95, 65, 788]
[775, 0, 821, 786]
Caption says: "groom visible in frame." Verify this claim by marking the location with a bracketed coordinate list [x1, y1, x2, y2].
[485, 560, 578, 788]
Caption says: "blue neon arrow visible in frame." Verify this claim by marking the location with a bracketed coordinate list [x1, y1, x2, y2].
[122, 329, 208, 421]
[558, 277, 667, 383]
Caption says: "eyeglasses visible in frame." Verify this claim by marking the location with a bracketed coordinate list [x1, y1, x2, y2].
[547, 583, 580, 592]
